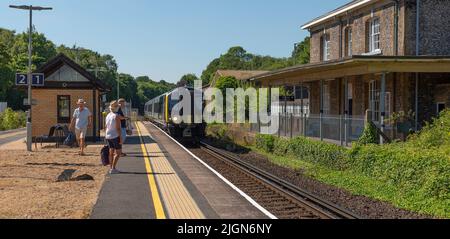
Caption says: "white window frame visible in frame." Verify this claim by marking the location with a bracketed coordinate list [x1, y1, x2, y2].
[322, 34, 331, 61]
[323, 83, 330, 115]
[369, 80, 380, 122]
[346, 28, 353, 57]
[385, 92, 391, 122]
[368, 18, 380, 53]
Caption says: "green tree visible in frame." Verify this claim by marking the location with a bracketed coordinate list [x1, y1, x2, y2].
[177, 73, 199, 87]
[135, 77, 176, 113]
[199, 42, 311, 86]
[10, 29, 57, 72]
[201, 58, 220, 86]
[292, 36, 310, 64]
[117, 73, 137, 103]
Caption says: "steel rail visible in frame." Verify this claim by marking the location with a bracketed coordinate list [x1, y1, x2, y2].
[199, 141, 362, 219]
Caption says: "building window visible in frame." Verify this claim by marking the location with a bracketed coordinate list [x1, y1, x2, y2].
[345, 28, 353, 57]
[437, 103, 446, 114]
[369, 80, 380, 122]
[295, 86, 309, 100]
[57, 95, 71, 124]
[368, 18, 380, 53]
[347, 82, 353, 116]
[385, 92, 391, 121]
[321, 34, 331, 61]
[322, 84, 330, 115]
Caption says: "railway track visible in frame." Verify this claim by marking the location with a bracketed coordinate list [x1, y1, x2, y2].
[145, 120, 360, 219]
[193, 141, 361, 219]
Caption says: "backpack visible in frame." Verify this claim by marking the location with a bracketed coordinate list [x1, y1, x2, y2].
[101, 145, 110, 166]
[64, 132, 76, 147]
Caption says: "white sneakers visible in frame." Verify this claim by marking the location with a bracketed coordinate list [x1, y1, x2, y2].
[109, 169, 121, 175]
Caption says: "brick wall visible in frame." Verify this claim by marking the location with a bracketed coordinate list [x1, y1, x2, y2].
[404, 0, 450, 55]
[31, 89, 100, 138]
[309, 0, 450, 62]
[310, 0, 401, 63]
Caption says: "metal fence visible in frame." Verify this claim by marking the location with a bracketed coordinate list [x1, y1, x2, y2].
[0, 102, 7, 113]
[251, 112, 366, 146]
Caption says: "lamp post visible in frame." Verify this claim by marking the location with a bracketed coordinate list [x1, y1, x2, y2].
[117, 74, 120, 100]
[9, 5, 52, 152]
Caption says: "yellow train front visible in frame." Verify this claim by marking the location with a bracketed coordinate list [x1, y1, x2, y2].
[144, 87, 206, 138]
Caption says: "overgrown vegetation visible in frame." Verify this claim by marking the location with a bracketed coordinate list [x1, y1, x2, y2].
[0, 108, 26, 131]
[357, 122, 379, 145]
[248, 110, 450, 217]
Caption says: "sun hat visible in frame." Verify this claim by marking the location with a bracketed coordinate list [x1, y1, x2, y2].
[77, 99, 86, 105]
[110, 100, 119, 112]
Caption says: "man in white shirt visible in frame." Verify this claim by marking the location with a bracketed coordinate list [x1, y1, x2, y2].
[70, 99, 92, 156]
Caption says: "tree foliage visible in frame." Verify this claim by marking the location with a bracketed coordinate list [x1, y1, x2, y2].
[0, 26, 310, 113]
[292, 36, 310, 65]
[177, 73, 199, 87]
[0, 28, 176, 113]
[200, 37, 310, 85]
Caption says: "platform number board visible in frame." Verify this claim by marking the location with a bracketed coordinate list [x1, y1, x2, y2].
[15, 73, 45, 87]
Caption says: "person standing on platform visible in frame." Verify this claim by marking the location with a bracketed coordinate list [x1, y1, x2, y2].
[70, 99, 92, 156]
[105, 101, 123, 174]
[117, 99, 130, 157]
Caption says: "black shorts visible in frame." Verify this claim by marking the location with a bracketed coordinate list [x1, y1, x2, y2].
[107, 137, 122, 150]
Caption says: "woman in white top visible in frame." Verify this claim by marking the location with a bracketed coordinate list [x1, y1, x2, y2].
[105, 101, 123, 174]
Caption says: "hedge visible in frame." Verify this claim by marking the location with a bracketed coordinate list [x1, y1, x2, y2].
[0, 108, 26, 131]
[255, 110, 450, 201]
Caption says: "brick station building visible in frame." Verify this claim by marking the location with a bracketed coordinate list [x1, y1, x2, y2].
[247, 0, 450, 143]
[31, 53, 110, 142]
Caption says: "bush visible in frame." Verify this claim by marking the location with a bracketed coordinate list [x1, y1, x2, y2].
[255, 134, 276, 153]
[254, 110, 450, 201]
[349, 110, 450, 200]
[357, 122, 378, 145]
[349, 144, 450, 200]
[256, 134, 349, 170]
[407, 109, 450, 149]
[0, 108, 26, 131]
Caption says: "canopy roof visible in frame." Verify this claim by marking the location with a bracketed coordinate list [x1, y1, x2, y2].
[248, 56, 450, 84]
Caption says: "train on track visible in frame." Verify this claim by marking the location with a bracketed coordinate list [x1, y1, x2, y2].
[144, 87, 206, 138]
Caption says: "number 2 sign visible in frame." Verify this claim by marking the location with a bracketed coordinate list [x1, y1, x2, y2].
[15, 73, 45, 86]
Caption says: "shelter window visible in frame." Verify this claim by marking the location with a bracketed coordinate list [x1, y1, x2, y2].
[57, 95, 71, 124]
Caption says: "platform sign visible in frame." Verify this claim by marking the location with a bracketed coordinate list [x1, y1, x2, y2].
[15, 73, 45, 86]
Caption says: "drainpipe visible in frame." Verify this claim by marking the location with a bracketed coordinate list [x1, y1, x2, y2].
[380, 72, 386, 145]
[320, 79, 324, 141]
[415, 0, 420, 131]
[339, 19, 343, 59]
[416, 0, 420, 56]
[393, 0, 399, 56]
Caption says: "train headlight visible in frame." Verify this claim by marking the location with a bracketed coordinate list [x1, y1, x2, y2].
[173, 116, 178, 122]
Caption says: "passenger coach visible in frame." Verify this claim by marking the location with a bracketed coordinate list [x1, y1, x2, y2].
[144, 87, 205, 138]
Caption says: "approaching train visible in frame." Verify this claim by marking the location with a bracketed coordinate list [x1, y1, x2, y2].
[144, 87, 206, 138]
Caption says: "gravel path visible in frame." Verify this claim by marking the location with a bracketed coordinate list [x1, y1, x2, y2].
[0, 146, 108, 219]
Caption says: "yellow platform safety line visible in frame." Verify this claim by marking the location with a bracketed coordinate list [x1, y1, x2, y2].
[138, 121, 205, 219]
[135, 122, 167, 219]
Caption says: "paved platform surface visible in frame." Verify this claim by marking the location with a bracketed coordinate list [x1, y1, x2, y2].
[0, 128, 26, 147]
[91, 122, 267, 219]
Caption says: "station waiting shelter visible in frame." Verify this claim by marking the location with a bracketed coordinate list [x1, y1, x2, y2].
[29, 53, 110, 142]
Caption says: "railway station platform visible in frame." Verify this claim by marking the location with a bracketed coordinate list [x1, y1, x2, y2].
[91, 122, 269, 219]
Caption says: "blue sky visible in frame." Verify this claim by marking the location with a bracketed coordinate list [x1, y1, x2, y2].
[1, 0, 348, 83]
